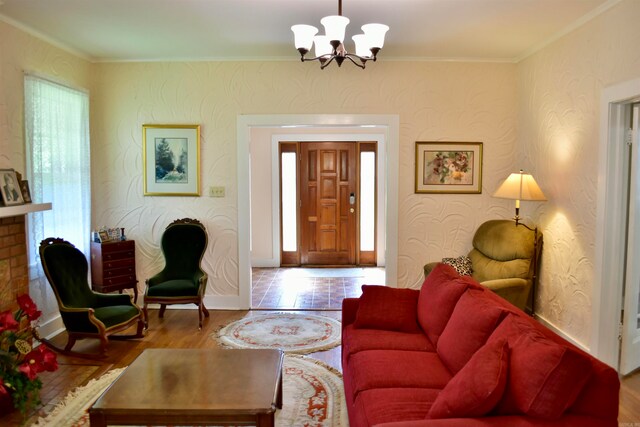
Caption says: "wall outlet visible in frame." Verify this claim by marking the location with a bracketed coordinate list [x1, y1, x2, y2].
[209, 186, 225, 198]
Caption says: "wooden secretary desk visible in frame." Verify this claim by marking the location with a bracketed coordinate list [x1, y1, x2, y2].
[90, 240, 138, 303]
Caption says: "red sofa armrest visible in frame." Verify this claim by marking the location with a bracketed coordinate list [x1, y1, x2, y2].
[342, 297, 360, 330]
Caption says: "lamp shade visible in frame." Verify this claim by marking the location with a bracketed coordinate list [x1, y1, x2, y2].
[321, 15, 350, 43]
[362, 23, 389, 48]
[352, 34, 371, 57]
[313, 35, 332, 58]
[492, 170, 547, 201]
[291, 25, 319, 50]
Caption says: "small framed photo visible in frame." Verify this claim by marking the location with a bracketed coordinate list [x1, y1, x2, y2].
[143, 124, 201, 196]
[0, 169, 25, 206]
[19, 180, 32, 203]
[415, 142, 483, 194]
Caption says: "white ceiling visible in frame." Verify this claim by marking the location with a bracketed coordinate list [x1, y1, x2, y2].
[0, 0, 617, 63]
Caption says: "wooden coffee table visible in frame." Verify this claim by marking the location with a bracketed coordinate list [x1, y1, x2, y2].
[89, 348, 284, 426]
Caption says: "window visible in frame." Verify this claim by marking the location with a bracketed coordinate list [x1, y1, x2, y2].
[360, 151, 375, 251]
[24, 75, 91, 308]
[281, 152, 297, 251]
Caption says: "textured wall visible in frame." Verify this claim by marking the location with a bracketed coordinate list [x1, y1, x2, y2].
[517, 0, 640, 345]
[91, 61, 518, 298]
[0, 20, 92, 326]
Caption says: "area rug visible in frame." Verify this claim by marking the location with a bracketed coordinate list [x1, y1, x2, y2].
[216, 313, 341, 354]
[33, 355, 347, 427]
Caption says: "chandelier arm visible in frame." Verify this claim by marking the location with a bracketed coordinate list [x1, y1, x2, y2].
[301, 54, 333, 63]
[320, 55, 337, 70]
[343, 54, 366, 69]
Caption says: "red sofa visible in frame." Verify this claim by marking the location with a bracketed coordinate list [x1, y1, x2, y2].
[341, 264, 619, 426]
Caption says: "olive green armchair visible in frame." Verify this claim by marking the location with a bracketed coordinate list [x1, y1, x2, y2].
[424, 219, 542, 312]
[143, 218, 209, 329]
[39, 238, 144, 358]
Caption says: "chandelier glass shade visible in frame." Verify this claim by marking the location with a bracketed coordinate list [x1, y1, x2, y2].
[291, 0, 389, 69]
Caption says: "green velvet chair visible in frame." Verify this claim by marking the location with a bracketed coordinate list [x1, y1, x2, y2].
[423, 219, 543, 312]
[143, 218, 209, 329]
[39, 238, 144, 358]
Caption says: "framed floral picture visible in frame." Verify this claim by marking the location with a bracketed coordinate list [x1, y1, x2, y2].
[415, 142, 483, 194]
[143, 124, 201, 196]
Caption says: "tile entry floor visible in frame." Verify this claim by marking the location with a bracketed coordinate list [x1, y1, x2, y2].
[252, 267, 386, 310]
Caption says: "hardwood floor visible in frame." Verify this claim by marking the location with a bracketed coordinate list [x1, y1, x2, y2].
[1, 309, 342, 426]
[2, 308, 640, 426]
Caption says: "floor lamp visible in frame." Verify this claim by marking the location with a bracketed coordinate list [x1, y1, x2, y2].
[492, 170, 546, 315]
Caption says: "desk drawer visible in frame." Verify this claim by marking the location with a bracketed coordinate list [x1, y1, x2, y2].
[102, 249, 135, 261]
[103, 274, 136, 287]
[103, 265, 136, 278]
[104, 258, 135, 270]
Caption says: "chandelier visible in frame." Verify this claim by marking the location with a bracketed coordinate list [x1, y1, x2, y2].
[291, 0, 389, 69]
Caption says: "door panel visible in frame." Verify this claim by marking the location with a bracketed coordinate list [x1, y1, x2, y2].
[300, 142, 356, 265]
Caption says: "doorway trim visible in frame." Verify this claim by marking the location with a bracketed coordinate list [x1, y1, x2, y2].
[269, 134, 386, 268]
[238, 114, 400, 309]
[593, 77, 640, 368]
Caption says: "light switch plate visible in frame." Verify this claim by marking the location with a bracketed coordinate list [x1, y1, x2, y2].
[209, 186, 225, 197]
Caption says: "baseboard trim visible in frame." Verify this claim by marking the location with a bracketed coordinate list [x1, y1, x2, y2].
[146, 295, 248, 311]
[37, 314, 65, 341]
[251, 258, 279, 268]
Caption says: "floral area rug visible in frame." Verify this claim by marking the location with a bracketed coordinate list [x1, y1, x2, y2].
[33, 355, 347, 427]
[216, 313, 341, 354]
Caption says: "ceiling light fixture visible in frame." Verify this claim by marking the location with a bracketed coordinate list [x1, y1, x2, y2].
[291, 0, 389, 70]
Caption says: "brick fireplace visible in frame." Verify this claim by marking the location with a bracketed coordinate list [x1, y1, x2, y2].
[0, 215, 28, 313]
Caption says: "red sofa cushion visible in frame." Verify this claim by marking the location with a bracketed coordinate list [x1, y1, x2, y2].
[354, 285, 420, 332]
[347, 350, 452, 397]
[353, 388, 439, 426]
[496, 331, 593, 418]
[342, 324, 435, 362]
[428, 339, 509, 419]
[418, 264, 469, 345]
[437, 289, 507, 373]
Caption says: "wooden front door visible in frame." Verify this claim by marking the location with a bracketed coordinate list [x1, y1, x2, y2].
[299, 142, 357, 265]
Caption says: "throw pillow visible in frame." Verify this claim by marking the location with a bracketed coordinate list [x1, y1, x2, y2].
[441, 255, 473, 276]
[417, 264, 469, 345]
[437, 289, 507, 373]
[428, 339, 509, 419]
[496, 331, 593, 419]
[354, 285, 420, 333]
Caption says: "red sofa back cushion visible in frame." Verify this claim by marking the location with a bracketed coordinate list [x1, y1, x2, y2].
[428, 338, 509, 419]
[418, 264, 469, 345]
[488, 315, 594, 419]
[437, 289, 507, 373]
[354, 285, 420, 332]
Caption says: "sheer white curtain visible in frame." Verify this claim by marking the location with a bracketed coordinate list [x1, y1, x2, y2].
[24, 74, 91, 330]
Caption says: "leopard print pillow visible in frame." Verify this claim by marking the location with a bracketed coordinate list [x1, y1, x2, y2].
[441, 255, 473, 277]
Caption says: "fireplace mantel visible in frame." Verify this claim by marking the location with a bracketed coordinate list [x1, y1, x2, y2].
[0, 202, 52, 218]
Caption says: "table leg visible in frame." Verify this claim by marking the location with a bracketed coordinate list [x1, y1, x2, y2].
[276, 370, 283, 409]
[89, 412, 107, 427]
[256, 413, 275, 427]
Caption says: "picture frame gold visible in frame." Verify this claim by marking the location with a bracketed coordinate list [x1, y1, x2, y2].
[415, 141, 483, 194]
[143, 124, 201, 196]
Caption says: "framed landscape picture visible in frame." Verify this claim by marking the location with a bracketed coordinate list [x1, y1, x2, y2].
[143, 124, 201, 196]
[0, 169, 25, 206]
[415, 142, 483, 194]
